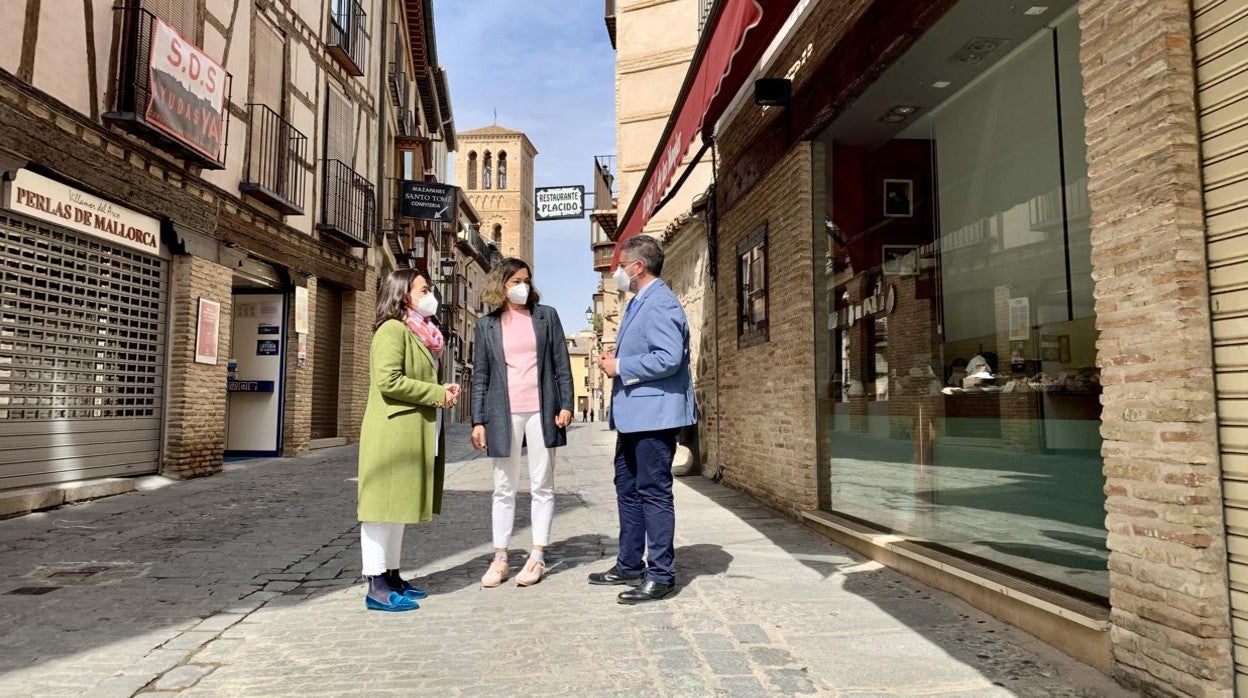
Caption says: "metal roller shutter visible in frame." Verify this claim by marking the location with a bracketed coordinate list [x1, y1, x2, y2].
[0, 212, 166, 489]
[1196, 0, 1248, 690]
[311, 283, 342, 439]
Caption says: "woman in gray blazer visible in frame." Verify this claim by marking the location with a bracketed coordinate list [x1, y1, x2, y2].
[471, 258, 575, 588]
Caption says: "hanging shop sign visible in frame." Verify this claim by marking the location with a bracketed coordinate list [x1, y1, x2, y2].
[3, 169, 161, 256]
[400, 181, 458, 222]
[535, 186, 586, 221]
[145, 18, 227, 161]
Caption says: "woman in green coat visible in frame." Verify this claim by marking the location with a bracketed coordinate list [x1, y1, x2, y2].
[358, 268, 460, 612]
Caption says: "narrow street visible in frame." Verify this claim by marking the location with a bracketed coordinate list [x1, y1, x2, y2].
[0, 424, 1125, 697]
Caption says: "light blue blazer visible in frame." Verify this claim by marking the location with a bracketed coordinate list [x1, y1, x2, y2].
[610, 279, 697, 434]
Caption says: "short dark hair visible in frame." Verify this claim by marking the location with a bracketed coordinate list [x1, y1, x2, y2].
[622, 235, 664, 276]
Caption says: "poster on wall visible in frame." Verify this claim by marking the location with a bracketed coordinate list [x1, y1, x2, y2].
[195, 298, 220, 365]
[294, 286, 309, 334]
[144, 18, 227, 161]
[1008, 297, 1030, 341]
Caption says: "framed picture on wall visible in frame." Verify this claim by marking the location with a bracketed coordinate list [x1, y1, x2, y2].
[882, 245, 918, 276]
[883, 179, 914, 217]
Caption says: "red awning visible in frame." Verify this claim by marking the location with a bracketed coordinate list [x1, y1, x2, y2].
[612, 0, 799, 266]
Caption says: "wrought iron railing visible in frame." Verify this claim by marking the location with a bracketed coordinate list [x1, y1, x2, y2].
[389, 62, 413, 136]
[318, 160, 375, 247]
[241, 104, 307, 215]
[328, 0, 367, 76]
[104, 4, 231, 169]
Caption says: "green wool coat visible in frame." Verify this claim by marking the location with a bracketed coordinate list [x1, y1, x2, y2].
[357, 319, 448, 524]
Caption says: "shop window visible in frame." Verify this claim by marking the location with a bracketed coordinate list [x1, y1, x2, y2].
[736, 224, 768, 348]
[815, 5, 1105, 600]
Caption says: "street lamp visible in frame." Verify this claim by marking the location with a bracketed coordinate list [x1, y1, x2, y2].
[439, 256, 456, 280]
[585, 306, 593, 324]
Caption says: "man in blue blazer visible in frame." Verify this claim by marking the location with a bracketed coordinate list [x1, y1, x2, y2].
[589, 235, 696, 604]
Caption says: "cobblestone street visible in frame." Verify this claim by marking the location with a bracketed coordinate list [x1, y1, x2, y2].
[0, 424, 1128, 697]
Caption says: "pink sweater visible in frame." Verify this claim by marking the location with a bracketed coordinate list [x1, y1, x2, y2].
[501, 309, 540, 413]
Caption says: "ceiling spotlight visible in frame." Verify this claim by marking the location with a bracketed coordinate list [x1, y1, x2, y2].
[932, 81, 952, 89]
[880, 113, 907, 123]
[1023, 5, 1049, 15]
[890, 105, 918, 115]
[950, 37, 1009, 65]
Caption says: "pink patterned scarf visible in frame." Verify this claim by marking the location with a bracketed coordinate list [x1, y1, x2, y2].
[403, 310, 444, 359]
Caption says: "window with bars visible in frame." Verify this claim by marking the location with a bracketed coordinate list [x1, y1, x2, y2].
[737, 223, 769, 348]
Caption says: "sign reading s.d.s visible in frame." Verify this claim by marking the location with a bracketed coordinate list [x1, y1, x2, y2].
[145, 18, 227, 161]
[3, 169, 161, 256]
[400, 181, 457, 223]
[535, 186, 585, 221]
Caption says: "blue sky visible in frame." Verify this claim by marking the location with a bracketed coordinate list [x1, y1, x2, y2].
[433, 0, 616, 334]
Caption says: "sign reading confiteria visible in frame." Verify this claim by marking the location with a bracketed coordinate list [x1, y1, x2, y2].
[535, 186, 585, 221]
[145, 18, 227, 161]
[4, 169, 161, 255]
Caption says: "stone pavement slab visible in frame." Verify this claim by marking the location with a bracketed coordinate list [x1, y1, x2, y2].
[0, 424, 1132, 696]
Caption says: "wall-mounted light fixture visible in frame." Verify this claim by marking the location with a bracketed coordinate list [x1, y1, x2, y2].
[754, 78, 792, 108]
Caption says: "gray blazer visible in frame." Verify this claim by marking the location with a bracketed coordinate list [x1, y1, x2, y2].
[471, 305, 575, 458]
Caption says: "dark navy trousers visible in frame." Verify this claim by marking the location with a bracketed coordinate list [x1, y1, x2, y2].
[613, 428, 680, 584]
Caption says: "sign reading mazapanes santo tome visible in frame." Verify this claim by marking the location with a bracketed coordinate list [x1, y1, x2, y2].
[4, 169, 161, 256]
[145, 18, 227, 161]
[535, 186, 585, 221]
[400, 181, 458, 223]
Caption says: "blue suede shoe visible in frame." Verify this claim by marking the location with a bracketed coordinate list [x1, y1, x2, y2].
[386, 569, 428, 600]
[365, 589, 419, 612]
[364, 575, 419, 612]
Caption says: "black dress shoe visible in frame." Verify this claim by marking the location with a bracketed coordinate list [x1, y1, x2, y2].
[587, 566, 645, 586]
[617, 580, 675, 604]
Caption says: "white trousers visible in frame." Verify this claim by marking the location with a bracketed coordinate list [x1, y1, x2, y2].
[360, 522, 405, 576]
[493, 412, 555, 549]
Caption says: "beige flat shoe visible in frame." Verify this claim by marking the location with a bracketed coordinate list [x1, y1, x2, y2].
[481, 558, 510, 588]
[515, 557, 546, 587]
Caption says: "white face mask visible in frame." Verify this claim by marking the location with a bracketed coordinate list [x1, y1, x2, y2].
[613, 262, 636, 293]
[506, 283, 530, 305]
[414, 290, 439, 318]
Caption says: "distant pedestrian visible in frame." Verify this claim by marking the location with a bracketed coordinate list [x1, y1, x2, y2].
[590, 235, 695, 604]
[590, 409, 596, 422]
[356, 268, 460, 613]
[582, 408, 589, 422]
[471, 257, 575, 588]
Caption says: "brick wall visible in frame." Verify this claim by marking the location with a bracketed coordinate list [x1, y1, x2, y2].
[660, 216, 718, 472]
[164, 255, 233, 478]
[1080, 0, 1234, 693]
[283, 278, 316, 455]
[711, 145, 819, 516]
[339, 264, 380, 442]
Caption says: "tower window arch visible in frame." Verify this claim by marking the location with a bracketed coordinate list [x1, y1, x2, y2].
[483, 151, 493, 189]
[498, 151, 508, 190]
[492, 224, 502, 244]
[467, 151, 478, 190]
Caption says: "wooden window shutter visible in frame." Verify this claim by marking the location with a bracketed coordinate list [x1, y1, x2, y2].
[145, 0, 199, 37]
[251, 17, 285, 112]
[326, 88, 353, 164]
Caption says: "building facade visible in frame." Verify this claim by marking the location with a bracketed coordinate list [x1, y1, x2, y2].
[0, 0, 457, 490]
[454, 124, 537, 264]
[605, 0, 1248, 693]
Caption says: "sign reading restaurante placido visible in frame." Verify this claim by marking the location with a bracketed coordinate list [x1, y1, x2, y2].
[3, 169, 161, 256]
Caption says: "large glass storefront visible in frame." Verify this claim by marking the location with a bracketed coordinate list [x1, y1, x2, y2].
[815, 0, 1107, 599]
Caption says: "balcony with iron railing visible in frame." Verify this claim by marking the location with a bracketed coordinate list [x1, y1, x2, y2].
[318, 160, 375, 247]
[240, 104, 307, 215]
[104, 4, 231, 169]
[388, 61, 413, 136]
[591, 154, 619, 253]
[328, 0, 367, 77]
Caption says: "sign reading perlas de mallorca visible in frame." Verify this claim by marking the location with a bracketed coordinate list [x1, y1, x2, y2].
[4, 169, 161, 256]
[145, 18, 227, 161]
